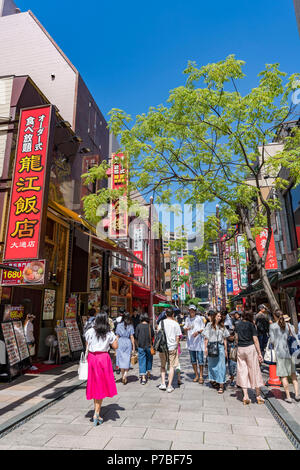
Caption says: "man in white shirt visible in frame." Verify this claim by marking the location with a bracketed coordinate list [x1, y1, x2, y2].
[158, 309, 182, 393]
[184, 305, 205, 384]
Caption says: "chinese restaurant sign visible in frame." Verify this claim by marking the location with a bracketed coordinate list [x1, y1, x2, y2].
[4, 105, 54, 261]
[1, 260, 46, 286]
[255, 229, 278, 270]
[109, 153, 128, 239]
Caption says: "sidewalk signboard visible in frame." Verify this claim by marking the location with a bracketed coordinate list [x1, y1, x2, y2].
[55, 328, 71, 358]
[12, 321, 30, 361]
[1, 322, 20, 366]
[65, 319, 83, 352]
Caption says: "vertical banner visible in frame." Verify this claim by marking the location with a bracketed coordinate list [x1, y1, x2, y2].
[109, 153, 128, 239]
[178, 257, 186, 301]
[237, 235, 248, 289]
[230, 244, 241, 296]
[133, 224, 144, 278]
[4, 105, 54, 261]
[255, 228, 278, 270]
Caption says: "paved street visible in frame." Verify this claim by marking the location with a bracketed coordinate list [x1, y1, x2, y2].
[0, 346, 295, 450]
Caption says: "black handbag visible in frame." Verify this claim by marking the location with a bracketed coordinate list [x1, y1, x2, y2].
[207, 329, 220, 357]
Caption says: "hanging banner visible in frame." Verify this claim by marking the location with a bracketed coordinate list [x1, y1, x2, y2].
[133, 224, 144, 278]
[4, 105, 55, 261]
[237, 235, 248, 289]
[109, 153, 128, 239]
[230, 245, 241, 296]
[255, 228, 278, 270]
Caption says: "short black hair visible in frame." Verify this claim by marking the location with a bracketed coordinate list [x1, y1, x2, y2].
[140, 312, 150, 323]
[88, 308, 96, 317]
[166, 309, 174, 317]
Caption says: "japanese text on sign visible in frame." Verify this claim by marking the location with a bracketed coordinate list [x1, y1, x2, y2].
[4, 106, 53, 261]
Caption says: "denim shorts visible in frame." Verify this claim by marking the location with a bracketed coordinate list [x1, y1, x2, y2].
[189, 350, 204, 365]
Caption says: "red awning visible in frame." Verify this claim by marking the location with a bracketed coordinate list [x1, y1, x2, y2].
[154, 293, 168, 303]
[132, 283, 150, 299]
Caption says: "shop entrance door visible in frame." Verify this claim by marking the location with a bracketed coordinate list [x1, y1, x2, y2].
[11, 288, 43, 356]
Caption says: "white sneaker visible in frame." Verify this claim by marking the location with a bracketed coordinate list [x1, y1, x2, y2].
[158, 384, 166, 390]
[167, 386, 175, 393]
[29, 366, 38, 371]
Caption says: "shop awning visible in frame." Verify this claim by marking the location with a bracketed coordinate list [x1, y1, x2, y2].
[48, 200, 96, 233]
[93, 237, 146, 267]
[48, 201, 145, 267]
[232, 272, 279, 301]
[279, 262, 300, 286]
[132, 282, 150, 299]
[154, 293, 168, 303]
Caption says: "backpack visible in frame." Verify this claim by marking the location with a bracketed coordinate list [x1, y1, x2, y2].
[153, 320, 168, 354]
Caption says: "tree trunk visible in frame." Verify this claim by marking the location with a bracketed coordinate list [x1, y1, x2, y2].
[238, 205, 280, 314]
[259, 265, 280, 313]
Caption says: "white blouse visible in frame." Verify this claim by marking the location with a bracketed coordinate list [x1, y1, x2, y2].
[85, 328, 117, 352]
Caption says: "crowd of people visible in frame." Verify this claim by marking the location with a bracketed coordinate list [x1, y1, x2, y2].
[82, 303, 300, 426]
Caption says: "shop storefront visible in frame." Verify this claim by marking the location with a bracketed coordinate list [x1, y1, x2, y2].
[109, 271, 132, 317]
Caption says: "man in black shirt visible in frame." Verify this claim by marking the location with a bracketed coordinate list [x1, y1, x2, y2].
[132, 310, 140, 331]
[255, 304, 271, 356]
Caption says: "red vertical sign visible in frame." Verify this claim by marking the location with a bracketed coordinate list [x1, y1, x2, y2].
[4, 105, 54, 261]
[255, 229, 278, 270]
[110, 153, 128, 239]
[133, 251, 143, 277]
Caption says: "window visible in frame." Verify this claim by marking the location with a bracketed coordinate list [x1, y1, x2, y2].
[290, 185, 300, 248]
[284, 188, 299, 251]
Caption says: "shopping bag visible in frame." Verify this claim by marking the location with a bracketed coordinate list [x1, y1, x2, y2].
[264, 339, 276, 365]
[131, 352, 138, 366]
[78, 352, 88, 380]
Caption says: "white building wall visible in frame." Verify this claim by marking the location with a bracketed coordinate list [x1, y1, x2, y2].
[0, 75, 13, 176]
[0, 11, 77, 127]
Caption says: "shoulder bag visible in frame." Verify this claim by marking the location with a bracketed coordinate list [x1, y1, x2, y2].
[78, 351, 88, 380]
[207, 327, 220, 358]
[149, 324, 156, 355]
[287, 324, 300, 358]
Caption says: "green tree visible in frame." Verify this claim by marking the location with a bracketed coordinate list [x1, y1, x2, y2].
[83, 56, 300, 313]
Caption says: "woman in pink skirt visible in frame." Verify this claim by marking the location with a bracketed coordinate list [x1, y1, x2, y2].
[235, 310, 264, 405]
[85, 313, 118, 426]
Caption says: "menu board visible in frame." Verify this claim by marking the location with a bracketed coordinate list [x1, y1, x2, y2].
[56, 328, 70, 358]
[65, 295, 77, 320]
[90, 248, 102, 290]
[3, 305, 24, 322]
[88, 291, 101, 314]
[43, 289, 56, 320]
[1, 322, 20, 366]
[13, 321, 29, 361]
[65, 319, 83, 352]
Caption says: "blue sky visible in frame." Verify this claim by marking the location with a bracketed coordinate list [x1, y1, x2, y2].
[17, 0, 300, 216]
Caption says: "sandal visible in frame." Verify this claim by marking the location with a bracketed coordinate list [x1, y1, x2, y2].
[198, 377, 204, 384]
[218, 387, 224, 394]
[256, 396, 265, 405]
[243, 399, 251, 405]
[193, 377, 199, 382]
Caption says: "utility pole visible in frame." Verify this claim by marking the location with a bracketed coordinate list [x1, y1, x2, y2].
[149, 196, 155, 329]
[216, 205, 226, 311]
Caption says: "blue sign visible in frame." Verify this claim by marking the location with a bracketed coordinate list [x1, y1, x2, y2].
[226, 279, 233, 294]
[172, 294, 178, 300]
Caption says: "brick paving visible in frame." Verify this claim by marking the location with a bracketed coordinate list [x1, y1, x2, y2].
[0, 346, 297, 450]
